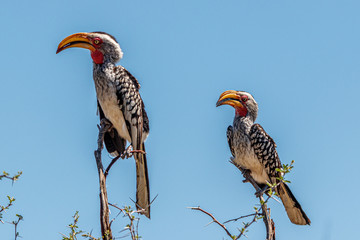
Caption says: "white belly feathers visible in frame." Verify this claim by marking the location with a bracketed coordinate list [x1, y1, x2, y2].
[234, 149, 270, 184]
[97, 84, 132, 143]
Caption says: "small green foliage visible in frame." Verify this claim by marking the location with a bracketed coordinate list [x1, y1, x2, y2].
[275, 160, 295, 186]
[1, 171, 22, 230]
[193, 159, 297, 240]
[81, 233, 100, 240]
[0, 196, 15, 216]
[118, 206, 142, 240]
[276, 160, 295, 175]
[8, 196, 16, 203]
[11, 214, 23, 240]
[0, 171, 22, 182]
[268, 188, 273, 196]
[62, 205, 143, 240]
[61, 211, 84, 240]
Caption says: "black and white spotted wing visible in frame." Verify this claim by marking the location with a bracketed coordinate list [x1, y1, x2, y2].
[249, 123, 281, 178]
[113, 66, 151, 218]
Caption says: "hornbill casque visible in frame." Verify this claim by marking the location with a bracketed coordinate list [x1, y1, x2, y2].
[216, 90, 310, 225]
[56, 32, 151, 218]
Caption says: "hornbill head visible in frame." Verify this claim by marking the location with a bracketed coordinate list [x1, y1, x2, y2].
[216, 90, 258, 122]
[56, 31, 123, 64]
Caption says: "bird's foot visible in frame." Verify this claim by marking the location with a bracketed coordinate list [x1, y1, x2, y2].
[120, 145, 134, 159]
[99, 118, 113, 131]
[131, 149, 146, 155]
[242, 169, 251, 183]
[120, 146, 147, 159]
[255, 185, 269, 198]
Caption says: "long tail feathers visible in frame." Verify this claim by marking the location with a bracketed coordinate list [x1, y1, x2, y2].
[278, 182, 311, 225]
[135, 143, 150, 218]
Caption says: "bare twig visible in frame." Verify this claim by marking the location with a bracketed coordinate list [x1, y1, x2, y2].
[189, 206, 234, 239]
[223, 212, 259, 224]
[104, 156, 120, 178]
[104, 146, 146, 178]
[94, 119, 113, 240]
[236, 208, 259, 239]
[11, 214, 23, 240]
[190, 206, 261, 240]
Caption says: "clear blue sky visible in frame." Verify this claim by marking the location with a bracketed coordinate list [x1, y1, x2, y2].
[1, 0, 359, 239]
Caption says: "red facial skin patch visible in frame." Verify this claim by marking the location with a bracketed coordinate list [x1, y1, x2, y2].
[91, 50, 104, 64]
[235, 106, 247, 117]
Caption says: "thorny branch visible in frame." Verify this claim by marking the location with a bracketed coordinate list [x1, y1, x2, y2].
[109, 203, 143, 240]
[61, 211, 99, 240]
[190, 206, 261, 240]
[191, 156, 286, 240]
[223, 212, 260, 224]
[189, 207, 233, 238]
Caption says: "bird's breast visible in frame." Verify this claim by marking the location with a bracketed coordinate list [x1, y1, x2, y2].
[234, 150, 270, 185]
[233, 132, 270, 184]
[95, 77, 132, 143]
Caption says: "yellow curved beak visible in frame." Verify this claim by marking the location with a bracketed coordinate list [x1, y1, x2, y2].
[56, 32, 95, 54]
[216, 90, 243, 109]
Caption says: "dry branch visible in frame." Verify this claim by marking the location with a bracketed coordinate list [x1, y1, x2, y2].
[231, 159, 275, 240]
[109, 203, 142, 240]
[189, 207, 233, 238]
[94, 119, 113, 240]
[191, 158, 276, 240]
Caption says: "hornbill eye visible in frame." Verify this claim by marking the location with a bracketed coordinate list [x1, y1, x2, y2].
[93, 38, 102, 45]
[241, 95, 248, 102]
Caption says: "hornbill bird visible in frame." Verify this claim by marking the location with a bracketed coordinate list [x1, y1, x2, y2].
[216, 90, 310, 225]
[56, 32, 150, 218]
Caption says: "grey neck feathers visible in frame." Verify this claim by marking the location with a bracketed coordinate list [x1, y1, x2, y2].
[101, 42, 123, 64]
[93, 62, 116, 85]
[234, 115, 254, 135]
[103, 52, 121, 64]
[247, 104, 258, 123]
